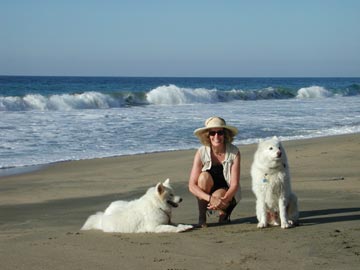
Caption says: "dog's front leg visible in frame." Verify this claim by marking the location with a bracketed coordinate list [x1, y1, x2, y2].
[256, 199, 268, 228]
[279, 197, 291, 229]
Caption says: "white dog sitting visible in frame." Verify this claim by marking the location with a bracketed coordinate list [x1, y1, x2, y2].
[251, 137, 299, 229]
[81, 179, 193, 233]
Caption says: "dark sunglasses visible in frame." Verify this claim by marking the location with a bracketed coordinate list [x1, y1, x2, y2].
[209, 130, 224, 136]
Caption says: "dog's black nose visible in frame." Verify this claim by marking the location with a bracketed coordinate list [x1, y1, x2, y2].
[179, 198, 183, 203]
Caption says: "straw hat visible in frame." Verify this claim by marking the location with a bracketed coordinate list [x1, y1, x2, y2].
[194, 116, 238, 138]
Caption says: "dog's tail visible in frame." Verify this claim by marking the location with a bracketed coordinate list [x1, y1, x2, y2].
[81, 212, 104, 230]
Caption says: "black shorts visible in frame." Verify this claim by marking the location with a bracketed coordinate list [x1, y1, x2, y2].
[207, 164, 229, 194]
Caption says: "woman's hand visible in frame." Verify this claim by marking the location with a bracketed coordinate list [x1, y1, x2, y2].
[208, 195, 228, 210]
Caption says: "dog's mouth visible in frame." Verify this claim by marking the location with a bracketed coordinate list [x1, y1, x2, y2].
[167, 200, 179, 208]
[167, 198, 183, 208]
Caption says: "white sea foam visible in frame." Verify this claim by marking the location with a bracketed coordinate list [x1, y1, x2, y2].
[146, 85, 297, 104]
[296, 86, 333, 98]
[0, 92, 124, 111]
[47, 92, 123, 110]
[146, 84, 218, 105]
[1, 95, 359, 170]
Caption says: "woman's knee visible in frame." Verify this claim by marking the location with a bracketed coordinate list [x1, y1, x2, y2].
[198, 172, 213, 191]
[212, 188, 227, 198]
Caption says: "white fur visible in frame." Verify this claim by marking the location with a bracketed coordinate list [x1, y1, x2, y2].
[81, 179, 193, 233]
[251, 137, 299, 229]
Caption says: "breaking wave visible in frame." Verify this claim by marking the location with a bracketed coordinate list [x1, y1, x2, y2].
[296, 86, 333, 98]
[0, 91, 147, 111]
[1, 84, 359, 111]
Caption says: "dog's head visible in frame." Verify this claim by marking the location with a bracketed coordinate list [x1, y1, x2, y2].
[256, 136, 287, 166]
[156, 179, 183, 208]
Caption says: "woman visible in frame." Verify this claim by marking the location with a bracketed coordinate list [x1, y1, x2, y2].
[188, 116, 241, 228]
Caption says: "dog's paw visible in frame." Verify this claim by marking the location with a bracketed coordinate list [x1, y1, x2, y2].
[269, 220, 280, 226]
[257, 222, 267, 229]
[281, 221, 293, 229]
[287, 219, 298, 227]
[176, 224, 193, 232]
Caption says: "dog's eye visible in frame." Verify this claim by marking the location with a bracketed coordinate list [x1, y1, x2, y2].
[269, 147, 273, 150]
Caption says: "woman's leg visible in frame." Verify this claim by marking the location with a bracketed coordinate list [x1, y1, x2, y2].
[197, 172, 213, 227]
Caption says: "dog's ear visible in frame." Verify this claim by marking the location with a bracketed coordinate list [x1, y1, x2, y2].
[163, 178, 170, 187]
[156, 182, 164, 194]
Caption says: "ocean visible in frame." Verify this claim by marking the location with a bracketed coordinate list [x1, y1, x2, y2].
[1, 76, 359, 172]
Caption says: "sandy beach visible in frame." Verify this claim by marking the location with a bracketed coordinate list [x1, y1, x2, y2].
[0, 134, 359, 270]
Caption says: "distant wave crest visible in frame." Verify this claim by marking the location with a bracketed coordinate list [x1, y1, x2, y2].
[0, 92, 126, 111]
[146, 84, 296, 105]
[296, 86, 333, 98]
[0, 91, 153, 111]
[1, 83, 359, 111]
[146, 84, 219, 105]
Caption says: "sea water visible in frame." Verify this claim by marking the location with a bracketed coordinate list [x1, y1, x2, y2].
[1, 76, 359, 170]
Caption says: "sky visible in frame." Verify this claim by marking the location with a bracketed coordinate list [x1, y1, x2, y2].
[1, 0, 359, 77]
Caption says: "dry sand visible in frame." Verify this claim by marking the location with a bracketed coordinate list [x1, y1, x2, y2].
[0, 134, 359, 270]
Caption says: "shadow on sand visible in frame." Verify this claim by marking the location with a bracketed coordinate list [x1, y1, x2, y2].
[224, 207, 360, 228]
[298, 207, 360, 225]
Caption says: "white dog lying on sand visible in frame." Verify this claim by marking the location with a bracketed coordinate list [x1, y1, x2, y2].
[81, 179, 193, 233]
[251, 137, 299, 229]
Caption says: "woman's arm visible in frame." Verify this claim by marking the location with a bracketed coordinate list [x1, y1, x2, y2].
[188, 150, 211, 202]
[222, 151, 241, 203]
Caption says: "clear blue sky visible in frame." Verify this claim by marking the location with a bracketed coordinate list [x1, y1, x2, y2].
[1, 0, 359, 77]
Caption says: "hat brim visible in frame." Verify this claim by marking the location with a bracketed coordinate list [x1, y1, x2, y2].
[194, 125, 238, 138]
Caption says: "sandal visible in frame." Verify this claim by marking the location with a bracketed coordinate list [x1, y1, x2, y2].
[218, 197, 237, 224]
[218, 211, 231, 224]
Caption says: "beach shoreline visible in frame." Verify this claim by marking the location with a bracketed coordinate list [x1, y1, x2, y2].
[0, 133, 359, 269]
[0, 133, 357, 178]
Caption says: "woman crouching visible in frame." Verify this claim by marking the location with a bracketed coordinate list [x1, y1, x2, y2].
[188, 116, 241, 228]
